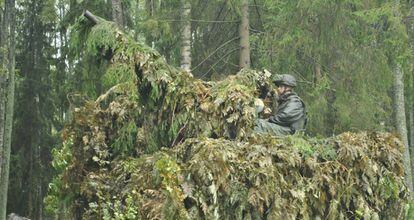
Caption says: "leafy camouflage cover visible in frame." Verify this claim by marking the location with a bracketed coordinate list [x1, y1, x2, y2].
[44, 16, 408, 220]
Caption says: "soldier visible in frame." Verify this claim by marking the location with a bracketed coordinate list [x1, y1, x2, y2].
[254, 74, 306, 136]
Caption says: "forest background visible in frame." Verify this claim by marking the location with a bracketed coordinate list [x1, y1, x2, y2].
[1, 0, 414, 219]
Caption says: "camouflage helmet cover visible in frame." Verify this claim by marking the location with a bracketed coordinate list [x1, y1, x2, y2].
[273, 74, 297, 87]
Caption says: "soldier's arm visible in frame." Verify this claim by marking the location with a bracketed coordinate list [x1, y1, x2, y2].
[269, 99, 303, 126]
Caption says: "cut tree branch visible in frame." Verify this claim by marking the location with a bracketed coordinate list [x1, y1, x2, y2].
[84, 10, 99, 25]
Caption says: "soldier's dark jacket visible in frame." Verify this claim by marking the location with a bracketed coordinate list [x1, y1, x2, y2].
[269, 91, 306, 132]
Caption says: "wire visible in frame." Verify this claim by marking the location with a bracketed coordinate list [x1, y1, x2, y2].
[192, 36, 240, 71]
[200, 47, 239, 79]
[135, 19, 239, 23]
[250, 29, 341, 82]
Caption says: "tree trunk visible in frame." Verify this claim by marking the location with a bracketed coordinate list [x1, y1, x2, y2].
[0, 75, 4, 182]
[407, 3, 414, 193]
[410, 62, 414, 186]
[393, 64, 414, 193]
[0, 0, 15, 218]
[410, 101, 414, 185]
[0, 0, 6, 179]
[111, 0, 124, 28]
[180, 0, 191, 73]
[134, 1, 140, 41]
[391, 0, 414, 195]
[239, 0, 250, 69]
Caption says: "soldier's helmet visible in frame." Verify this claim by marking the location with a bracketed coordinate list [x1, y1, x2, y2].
[273, 74, 297, 87]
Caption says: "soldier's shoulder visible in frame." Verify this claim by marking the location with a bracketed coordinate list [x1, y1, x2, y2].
[287, 93, 305, 106]
[286, 92, 301, 100]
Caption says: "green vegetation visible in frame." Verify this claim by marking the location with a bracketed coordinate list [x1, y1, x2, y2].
[43, 18, 407, 219]
[2, 0, 414, 219]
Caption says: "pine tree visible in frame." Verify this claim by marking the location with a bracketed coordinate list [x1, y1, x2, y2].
[7, 0, 57, 217]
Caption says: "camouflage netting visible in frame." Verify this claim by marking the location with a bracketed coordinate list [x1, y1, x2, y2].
[45, 15, 408, 219]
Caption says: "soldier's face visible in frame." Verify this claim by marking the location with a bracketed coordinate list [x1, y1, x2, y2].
[276, 85, 286, 95]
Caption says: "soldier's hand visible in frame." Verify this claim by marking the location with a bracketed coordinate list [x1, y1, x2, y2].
[263, 107, 272, 117]
[254, 98, 265, 113]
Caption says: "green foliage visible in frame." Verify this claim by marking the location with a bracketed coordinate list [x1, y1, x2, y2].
[8, 0, 62, 217]
[136, 0, 182, 65]
[285, 134, 317, 157]
[155, 153, 188, 219]
[68, 17, 275, 151]
[406, 201, 414, 220]
[9, 0, 414, 218]
[40, 0, 57, 24]
[46, 15, 409, 219]
[49, 130, 409, 219]
[253, 0, 410, 136]
[44, 139, 75, 216]
[110, 121, 138, 155]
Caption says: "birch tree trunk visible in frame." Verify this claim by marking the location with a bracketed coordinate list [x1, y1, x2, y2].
[0, 0, 15, 218]
[180, 0, 191, 73]
[239, 0, 250, 69]
[111, 0, 124, 29]
[393, 64, 414, 193]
